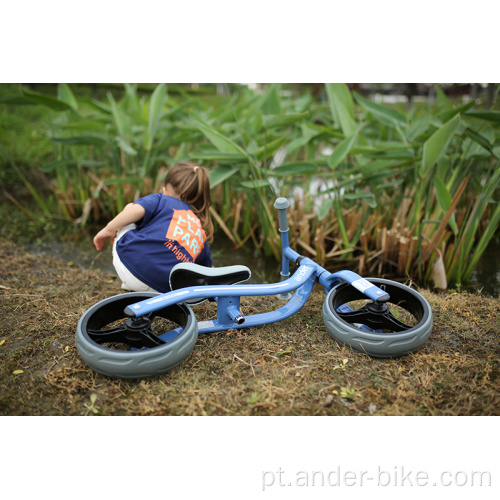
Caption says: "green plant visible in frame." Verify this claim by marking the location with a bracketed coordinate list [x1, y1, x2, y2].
[319, 84, 500, 289]
[340, 387, 357, 399]
[5, 82, 499, 290]
[83, 393, 100, 415]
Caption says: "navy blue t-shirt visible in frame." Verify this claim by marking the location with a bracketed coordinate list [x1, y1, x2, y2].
[116, 193, 212, 292]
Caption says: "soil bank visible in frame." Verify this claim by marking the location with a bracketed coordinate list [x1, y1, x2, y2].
[0, 238, 499, 416]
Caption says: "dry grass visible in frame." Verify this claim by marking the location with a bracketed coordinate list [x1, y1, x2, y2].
[0, 238, 499, 416]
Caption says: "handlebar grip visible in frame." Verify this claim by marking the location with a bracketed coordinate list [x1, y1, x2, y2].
[274, 197, 290, 232]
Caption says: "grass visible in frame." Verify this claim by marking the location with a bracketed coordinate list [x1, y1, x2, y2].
[0, 238, 499, 416]
[0, 84, 54, 183]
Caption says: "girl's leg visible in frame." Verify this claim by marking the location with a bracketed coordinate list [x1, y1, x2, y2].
[112, 224, 158, 292]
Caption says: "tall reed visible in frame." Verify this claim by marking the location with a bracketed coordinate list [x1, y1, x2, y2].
[7, 82, 500, 289]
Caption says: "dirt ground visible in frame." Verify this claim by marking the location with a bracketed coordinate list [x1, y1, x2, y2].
[0, 238, 499, 416]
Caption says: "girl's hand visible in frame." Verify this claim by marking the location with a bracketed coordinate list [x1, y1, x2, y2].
[93, 227, 116, 251]
[93, 203, 145, 251]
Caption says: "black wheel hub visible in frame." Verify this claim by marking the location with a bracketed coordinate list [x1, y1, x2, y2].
[125, 317, 152, 331]
[366, 301, 389, 314]
[87, 314, 167, 349]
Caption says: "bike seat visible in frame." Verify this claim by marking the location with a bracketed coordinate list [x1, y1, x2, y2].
[169, 263, 251, 292]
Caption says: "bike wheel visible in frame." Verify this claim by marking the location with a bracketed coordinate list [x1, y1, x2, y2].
[322, 278, 432, 358]
[76, 292, 198, 379]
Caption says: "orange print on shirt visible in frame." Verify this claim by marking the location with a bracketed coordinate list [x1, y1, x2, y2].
[165, 209, 206, 260]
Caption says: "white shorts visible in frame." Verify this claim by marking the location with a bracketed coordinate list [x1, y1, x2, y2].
[112, 224, 159, 292]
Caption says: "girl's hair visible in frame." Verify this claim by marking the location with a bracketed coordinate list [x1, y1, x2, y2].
[164, 161, 214, 243]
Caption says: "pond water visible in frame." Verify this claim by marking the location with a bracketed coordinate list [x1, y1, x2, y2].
[24, 231, 500, 297]
[466, 238, 500, 297]
[24, 230, 282, 285]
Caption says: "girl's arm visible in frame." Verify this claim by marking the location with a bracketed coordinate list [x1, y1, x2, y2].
[93, 203, 146, 251]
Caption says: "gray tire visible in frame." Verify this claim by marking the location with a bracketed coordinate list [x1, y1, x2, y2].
[322, 278, 432, 358]
[76, 292, 198, 379]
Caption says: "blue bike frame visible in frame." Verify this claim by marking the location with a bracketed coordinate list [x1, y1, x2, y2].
[125, 198, 390, 340]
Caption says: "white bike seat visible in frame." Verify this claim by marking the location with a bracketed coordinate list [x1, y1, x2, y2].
[169, 263, 251, 305]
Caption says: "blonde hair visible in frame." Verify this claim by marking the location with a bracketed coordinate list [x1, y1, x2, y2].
[165, 161, 213, 243]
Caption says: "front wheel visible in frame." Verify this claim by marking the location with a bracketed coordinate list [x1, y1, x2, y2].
[322, 278, 432, 358]
[76, 292, 198, 379]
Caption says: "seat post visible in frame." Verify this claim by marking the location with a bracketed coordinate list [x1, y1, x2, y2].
[274, 198, 292, 300]
[217, 296, 245, 326]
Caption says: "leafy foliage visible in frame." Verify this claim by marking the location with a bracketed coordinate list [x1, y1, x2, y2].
[4, 83, 500, 289]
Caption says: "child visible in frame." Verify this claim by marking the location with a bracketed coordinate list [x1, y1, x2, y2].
[93, 161, 213, 293]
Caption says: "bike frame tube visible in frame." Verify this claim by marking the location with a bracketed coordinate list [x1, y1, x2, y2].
[319, 270, 391, 302]
[276, 202, 389, 302]
[194, 274, 316, 335]
[156, 275, 316, 341]
[125, 262, 318, 318]
[125, 197, 390, 332]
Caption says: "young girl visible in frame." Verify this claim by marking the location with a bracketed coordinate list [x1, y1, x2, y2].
[93, 161, 213, 293]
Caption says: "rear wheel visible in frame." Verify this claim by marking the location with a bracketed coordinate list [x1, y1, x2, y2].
[322, 278, 432, 357]
[76, 292, 198, 379]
